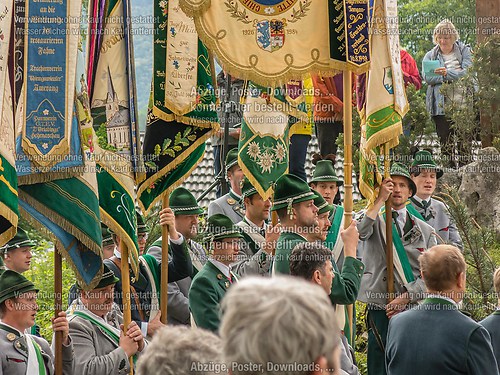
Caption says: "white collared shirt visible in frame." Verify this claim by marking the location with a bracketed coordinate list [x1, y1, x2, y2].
[229, 189, 242, 201]
[413, 195, 431, 204]
[0, 320, 23, 336]
[392, 208, 407, 232]
[243, 216, 267, 235]
[209, 258, 231, 279]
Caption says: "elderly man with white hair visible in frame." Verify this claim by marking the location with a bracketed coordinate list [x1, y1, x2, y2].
[220, 276, 342, 375]
[136, 325, 226, 375]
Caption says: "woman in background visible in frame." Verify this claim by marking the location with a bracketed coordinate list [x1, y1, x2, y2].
[422, 19, 472, 168]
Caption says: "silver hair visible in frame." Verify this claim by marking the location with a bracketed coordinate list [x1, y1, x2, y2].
[433, 19, 460, 44]
[220, 276, 339, 375]
[136, 325, 226, 375]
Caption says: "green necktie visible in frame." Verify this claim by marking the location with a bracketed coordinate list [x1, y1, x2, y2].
[392, 211, 402, 237]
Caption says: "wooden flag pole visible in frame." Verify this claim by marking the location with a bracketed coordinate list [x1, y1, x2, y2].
[160, 194, 170, 324]
[54, 247, 63, 375]
[342, 71, 354, 345]
[121, 242, 134, 374]
[271, 208, 278, 256]
[384, 144, 394, 301]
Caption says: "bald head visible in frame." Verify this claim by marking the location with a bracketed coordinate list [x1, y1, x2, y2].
[419, 245, 466, 292]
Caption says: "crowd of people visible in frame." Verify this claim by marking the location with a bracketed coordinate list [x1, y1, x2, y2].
[0, 18, 486, 375]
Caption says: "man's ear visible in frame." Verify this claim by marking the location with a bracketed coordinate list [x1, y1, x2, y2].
[312, 356, 329, 375]
[457, 271, 466, 289]
[312, 270, 322, 287]
[4, 299, 15, 312]
[244, 196, 250, 207]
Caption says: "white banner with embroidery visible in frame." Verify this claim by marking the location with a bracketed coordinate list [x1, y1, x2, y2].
[180, 0, 345, 86]
[164, 0, 200, 115]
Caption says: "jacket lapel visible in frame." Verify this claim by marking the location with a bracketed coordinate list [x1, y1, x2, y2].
[207, 262, 231, 291]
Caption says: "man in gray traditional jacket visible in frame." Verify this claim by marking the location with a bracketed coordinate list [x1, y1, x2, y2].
[357, 163, 437, 375]
[233, 178, 280, 277]
[208, 148, 245, 223]
[68, 264, 147, 375]
[409, 150, 463, 249]
[0, 270, 74, 375]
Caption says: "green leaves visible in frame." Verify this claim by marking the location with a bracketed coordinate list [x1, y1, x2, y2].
[152, 126, 197, 159]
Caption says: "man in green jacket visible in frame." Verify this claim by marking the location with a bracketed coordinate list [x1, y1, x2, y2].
[272, 174, 364, 307]
[189, 214, 244, 332]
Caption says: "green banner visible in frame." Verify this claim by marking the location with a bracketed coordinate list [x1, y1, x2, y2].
[137, 0, 217, 214]
[238, 82, 290, 201]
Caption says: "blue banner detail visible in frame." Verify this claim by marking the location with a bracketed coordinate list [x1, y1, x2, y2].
[16, 105, 83, 177]
[24, 0, 69, 163]
[19, 200, 102, 288]
[345, 0, 370, 67]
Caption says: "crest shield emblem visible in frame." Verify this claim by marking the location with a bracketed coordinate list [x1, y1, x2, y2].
[256, 19, 286, 52]
[383, 66, 394, 94]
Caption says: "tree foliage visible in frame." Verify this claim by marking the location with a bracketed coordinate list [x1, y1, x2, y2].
[398, 0, 476, 63]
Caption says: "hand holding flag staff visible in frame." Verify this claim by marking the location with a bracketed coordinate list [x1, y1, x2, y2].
[357, 0, 409, 305]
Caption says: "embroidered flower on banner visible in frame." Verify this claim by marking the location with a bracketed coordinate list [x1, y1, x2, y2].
[247, 141, 261, 160]
[258, 150, 274, 174]
[275, 143, 286, 163]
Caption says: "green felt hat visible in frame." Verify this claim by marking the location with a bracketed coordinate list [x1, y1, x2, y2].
[0, 227, 35, 254]
[225, 148, 239, 173]
[312, 190, 335, 215]
[390, 163, 417, 197]
[136, 209, 149, 234]
[169, 187, 204, 215]
[205, 214, 244, 242]
[272, 174, 317, 212]
[310, 160, 343, 186]
[0, 270, 39, 305]
[78, 264, 119, 290]
[410, 150, 444, 178]
[101, 223, 114, 247]
[241, 178, 258, 199]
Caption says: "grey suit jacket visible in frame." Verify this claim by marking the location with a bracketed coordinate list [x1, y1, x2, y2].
[480, 311, 500, 373]
[0, 323, 74, 375]
[410, 197, 463, 249]
[147, 240, 207, 325]
[232, 219, 272, 277]
[357, 210, 437, 306]
[68, 300, 141, 375]
[387, 299, 499, 375]
[339, 334, 360, 375]
[208, 192, 245, 224]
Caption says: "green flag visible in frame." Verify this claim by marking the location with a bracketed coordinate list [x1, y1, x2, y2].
[137, 0, 218, 213]
[238, 81, 298, 200]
